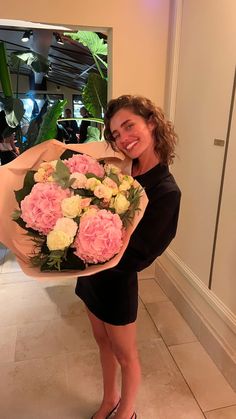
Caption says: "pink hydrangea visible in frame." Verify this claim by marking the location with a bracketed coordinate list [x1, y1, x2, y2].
[21, 183, 71, 235]
[74, 209, 123, 263]
[64, 154, 105, 178]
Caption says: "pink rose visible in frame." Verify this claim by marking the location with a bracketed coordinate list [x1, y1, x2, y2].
[74, 209, 123, 263]
[21, 183, 71, 235]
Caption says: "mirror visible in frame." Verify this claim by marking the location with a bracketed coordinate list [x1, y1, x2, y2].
[0, 19, 108, 162]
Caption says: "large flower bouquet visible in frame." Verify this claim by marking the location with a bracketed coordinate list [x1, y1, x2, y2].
[12, 149, 142, 273]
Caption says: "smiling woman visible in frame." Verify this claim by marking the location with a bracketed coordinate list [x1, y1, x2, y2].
[104, 95, 177, 176]
[75, 94, 181, 419]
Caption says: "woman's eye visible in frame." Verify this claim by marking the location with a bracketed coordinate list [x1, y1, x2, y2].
[126, 124, 133, 130]
[113, 133, 120, 141]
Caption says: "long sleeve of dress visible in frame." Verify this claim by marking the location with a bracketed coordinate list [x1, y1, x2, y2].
[116, 185, 181, 273]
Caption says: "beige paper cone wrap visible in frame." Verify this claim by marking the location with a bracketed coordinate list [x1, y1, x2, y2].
[0, 140, 148, 279]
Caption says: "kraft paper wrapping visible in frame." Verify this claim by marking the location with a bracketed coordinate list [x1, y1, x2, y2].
[0, 140, 148, 279]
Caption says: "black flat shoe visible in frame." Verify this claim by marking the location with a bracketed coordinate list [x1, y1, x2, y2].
[90, 399, 120, 419]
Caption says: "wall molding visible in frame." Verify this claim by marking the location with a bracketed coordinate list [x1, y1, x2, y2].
[155, 251, 236, 389]
[166, 249, 236, 333]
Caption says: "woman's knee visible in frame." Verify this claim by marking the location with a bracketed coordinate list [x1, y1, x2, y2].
[112, 344, 139, 368]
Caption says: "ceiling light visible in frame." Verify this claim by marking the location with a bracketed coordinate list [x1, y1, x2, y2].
[21, 30, 33, 42]
[54, 32, 64, 45]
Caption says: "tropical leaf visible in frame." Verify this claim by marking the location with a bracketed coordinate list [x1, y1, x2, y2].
[64, 31, 107, 56]
[82, 73, 107, 118]
[0, 42, 13, 97]
[35, 99, 67, 144]
[0, 97, 25, 128]
[23, 100, 49, 150]
[10, 51, 50, 74]
[85, 126, 101, 142]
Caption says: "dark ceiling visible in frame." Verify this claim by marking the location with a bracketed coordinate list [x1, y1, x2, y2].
[0, 24, 107, 94]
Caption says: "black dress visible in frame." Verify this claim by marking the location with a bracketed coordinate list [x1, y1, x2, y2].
[75, 163, 181, 325]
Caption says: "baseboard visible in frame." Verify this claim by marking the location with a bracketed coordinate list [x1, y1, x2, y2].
[155, 250, 236, 391]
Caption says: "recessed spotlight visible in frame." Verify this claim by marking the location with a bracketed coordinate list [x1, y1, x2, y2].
[21, 30, 33, 43]
[54, 32, 64, 45]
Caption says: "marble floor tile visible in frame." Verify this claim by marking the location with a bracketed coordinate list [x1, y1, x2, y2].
[15, 311, 96, 362]
[138, 262, 155, 279]
[136, 339, 205, 418]
[146, 300, 197, 345]
[0, 325, 17, 363]
[66, 349, 104, 418]
[0, 270, 33, 285]
[139, 278, 169, 303]
[205, 405, 236, 418]
[0, 281, 60, 326]
[1, 250, 21, 273]
[137, 301, 161, 342]
[44, 283, 85, 317]
[0, 354, 82, 419]
[169, 341, 236, 411]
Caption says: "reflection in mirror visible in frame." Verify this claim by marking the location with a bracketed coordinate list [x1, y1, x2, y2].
[0, 20, 108, 164]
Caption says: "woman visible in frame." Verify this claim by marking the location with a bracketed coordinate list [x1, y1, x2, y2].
[75, 95, 181, 419]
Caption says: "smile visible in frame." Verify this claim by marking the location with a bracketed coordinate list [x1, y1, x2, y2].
[125, 141, 138, 151]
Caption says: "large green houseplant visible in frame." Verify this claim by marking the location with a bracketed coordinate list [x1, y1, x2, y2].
[0, 41, 67, 152]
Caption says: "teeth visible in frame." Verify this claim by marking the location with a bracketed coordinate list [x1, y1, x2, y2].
[126, 141, 138, 150]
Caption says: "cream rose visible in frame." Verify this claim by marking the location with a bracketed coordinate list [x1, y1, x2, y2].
[70, 172, 87, 189]
[94, 184, 113, 201]
[86, 177, 101, 191]
[104, 163, 121, 175]
[54, 217, 78, 238]
[102, 177, 119, 195]
[61, 195, 82, 218]
[111, 193, 130, 214]
[47, 230, 72, 251]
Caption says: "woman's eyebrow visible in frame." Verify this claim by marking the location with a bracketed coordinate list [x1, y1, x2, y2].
[111, 119, 132, 135]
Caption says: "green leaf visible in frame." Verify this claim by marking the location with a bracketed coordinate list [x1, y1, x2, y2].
[108, 172, 121, 186]
[12, 209, 22, 220]
[52, 159, 70, 188]
[35, 99, 67, 144]
[0, 42, 13, 97]
[14, 170, 36, 204]
[10, 51, 50, 73]
[64, 31, 107, 56]
[82, 72, 107, 118]
[23, 100, 49, 150]
[0, 97, 25, 128]
[84, 126, 101, 142]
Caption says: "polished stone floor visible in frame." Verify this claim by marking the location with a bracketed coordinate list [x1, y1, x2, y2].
[1, 246, 236, 419]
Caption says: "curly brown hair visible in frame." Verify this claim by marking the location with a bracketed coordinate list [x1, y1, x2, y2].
[104, 95, 178, 165]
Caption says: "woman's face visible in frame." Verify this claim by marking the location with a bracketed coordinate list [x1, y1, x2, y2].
[109, 108, 155, 159]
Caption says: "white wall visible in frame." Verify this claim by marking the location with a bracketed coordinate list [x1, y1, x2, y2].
[158, 0, 236, 389]
[1, 0, 170, 107]
[170, 0, 236, 305]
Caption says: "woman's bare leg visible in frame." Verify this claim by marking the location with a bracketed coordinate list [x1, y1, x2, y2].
[86, 308, 120, 419]
[105, 321, 141, 419]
